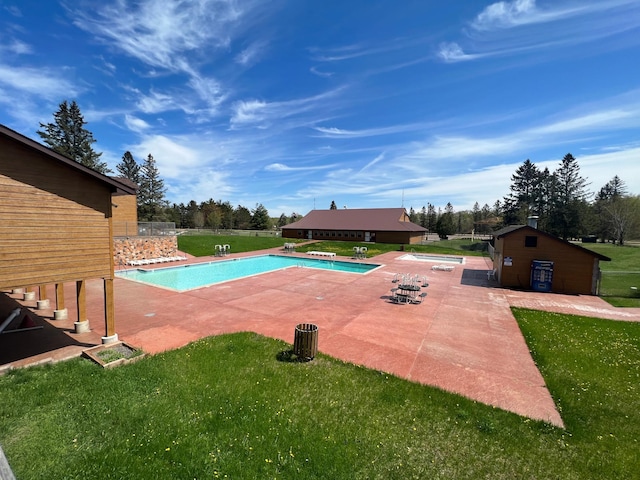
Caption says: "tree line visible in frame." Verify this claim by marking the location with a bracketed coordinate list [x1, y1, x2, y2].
[37, 100, 639, 243]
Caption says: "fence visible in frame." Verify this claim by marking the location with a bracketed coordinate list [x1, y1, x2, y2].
[599, 271, 640, 298]
[113, 222, 176, 237]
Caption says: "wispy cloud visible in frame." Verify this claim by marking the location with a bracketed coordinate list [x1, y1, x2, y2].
[0, 64, 78, 99]
[235, 40, 267, 67]
[124, 115, 151, 132]
[230, 87, 347, 129]
[312, 122, 430, 139]
[264, 162, 337, 172]
[436, 42, 485, 63]
[72, 0, 244, 73]
[439, 0, 640, 64]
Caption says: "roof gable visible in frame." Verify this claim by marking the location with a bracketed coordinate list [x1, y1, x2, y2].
[494, 225, 611, 261]
[1, 123, 136, 195]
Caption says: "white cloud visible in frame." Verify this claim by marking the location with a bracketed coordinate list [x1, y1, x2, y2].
[437, 42, 483, 63]
[313, 122, 429, 139]
[471, 0, 539, 31]
[72, 0, 244, 72]
[0, 64, 78, 99]
[235, 41, 266, 67]
[124, 115, 151, 132]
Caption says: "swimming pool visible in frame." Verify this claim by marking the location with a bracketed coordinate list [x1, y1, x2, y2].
[398, 253, 465, 264]
[116, 254, 381, 291]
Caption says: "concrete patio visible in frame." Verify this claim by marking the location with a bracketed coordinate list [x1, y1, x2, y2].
[2, 248, 638, 428]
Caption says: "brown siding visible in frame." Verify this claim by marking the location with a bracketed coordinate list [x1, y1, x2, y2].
[495, 229, 599, 294]
[112, 193, 138, 236]
[112, 193, 137, 224]
[0, 145, 114, 290]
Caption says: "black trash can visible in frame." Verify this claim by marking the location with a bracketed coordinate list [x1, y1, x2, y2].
[293, 323, 318, 360]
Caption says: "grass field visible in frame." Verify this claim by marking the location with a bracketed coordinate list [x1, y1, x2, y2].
[581, 243, 640, 307]
[178, 235, 489, 259]
[1, 310, 638, 479]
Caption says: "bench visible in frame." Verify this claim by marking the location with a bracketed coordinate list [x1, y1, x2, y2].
[306, 251, 336, 258]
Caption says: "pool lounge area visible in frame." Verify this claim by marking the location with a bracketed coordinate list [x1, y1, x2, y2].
[7, 247, 637, 425]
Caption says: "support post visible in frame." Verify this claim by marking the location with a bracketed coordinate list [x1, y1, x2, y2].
[74, 280, 90, 333]
[37, 285, 50, 310]
[102, 278, 118, 344]
[54, 283, 68, 320]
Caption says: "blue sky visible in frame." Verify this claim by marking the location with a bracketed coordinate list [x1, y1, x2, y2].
[1, 0, 639, 217]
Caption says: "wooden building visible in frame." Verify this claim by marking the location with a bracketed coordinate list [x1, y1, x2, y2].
[281, 208, 427, 244]
[0, 124, 136, 342]
[491, 225, 610, 295]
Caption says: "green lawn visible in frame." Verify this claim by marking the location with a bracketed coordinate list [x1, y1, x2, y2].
[1, 310, 638, 479]
[178, 236, 490, 259]
[581, 243, 640, 307]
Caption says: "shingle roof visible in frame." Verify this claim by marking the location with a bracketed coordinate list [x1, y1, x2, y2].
[0, 123, 136, 195]
[282, 208, 426, 232]
[493, 224, 611, 261]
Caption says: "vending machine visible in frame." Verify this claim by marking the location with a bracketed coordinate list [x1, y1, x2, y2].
[531, 260, 553, 292]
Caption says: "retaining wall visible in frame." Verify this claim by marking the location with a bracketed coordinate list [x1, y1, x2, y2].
[114, 236, 178, 266]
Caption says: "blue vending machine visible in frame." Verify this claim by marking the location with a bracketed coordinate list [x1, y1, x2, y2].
[531, 260, 553, 292]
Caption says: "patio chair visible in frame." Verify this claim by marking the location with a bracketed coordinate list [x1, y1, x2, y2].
[411, 292, 427, 304]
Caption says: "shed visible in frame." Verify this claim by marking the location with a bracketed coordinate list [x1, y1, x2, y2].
[281, 208, 427, 244]
[0, 124, 136, 342]
[491, 225, 610, 295]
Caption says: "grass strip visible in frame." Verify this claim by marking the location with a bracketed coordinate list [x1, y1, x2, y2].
[1, 314, 638, 479]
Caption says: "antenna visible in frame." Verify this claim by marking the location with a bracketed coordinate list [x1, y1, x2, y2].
[401, 189, 404, 208]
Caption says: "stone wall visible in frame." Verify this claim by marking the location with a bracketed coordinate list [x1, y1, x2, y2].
[114, 236, 178, 266]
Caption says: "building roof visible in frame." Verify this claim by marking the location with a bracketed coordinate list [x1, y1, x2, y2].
[282, 208, 427, 232]
[0, 123, 136, 195]
[493, 225, 611, 261]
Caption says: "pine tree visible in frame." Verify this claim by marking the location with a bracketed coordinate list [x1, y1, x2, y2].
[37, 100, 110, 174]
[138, 154, 167, 221]
[116, 151, 140, 184]
[502, 159, 540, 225]
[250, 203, 271, 230]
[548, 153, 590, 239]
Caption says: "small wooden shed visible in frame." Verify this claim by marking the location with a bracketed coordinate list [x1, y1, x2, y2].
[491, 225, 610, 295]
[0, 124, 136, 342]
[281, 208, 427, 244]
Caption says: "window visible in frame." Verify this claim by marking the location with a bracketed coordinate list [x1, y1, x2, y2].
[525, 236, 538, 247]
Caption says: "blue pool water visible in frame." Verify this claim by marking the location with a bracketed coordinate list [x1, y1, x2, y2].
[116, 254, 380, 291]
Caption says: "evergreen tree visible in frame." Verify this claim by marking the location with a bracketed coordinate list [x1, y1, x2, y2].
[330, 200, 337, 210]
[37, 100, 110, 174]
[548, 153, 590, 239]
[234, 205, 252, 229]
[138, 154, 167, 221]
[277, 213, 289, 227]
[502, 159, 540, 225]
[251, 203, 271, 230]
[419, 206, 428, 228]
[116, 151, 140, 184]
[427, 203, 437, 232]
[435, 203, 455, 238]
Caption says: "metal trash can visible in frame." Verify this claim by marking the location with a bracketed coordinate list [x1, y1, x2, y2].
[293, 323, 318, 360]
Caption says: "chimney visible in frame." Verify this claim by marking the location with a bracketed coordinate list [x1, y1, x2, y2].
[527, 216, 538, 229]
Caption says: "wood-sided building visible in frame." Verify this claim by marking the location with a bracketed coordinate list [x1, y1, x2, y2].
[0, 124, 136, 341]
[491, 224, 610, 295]
[281, 208, 427, 244]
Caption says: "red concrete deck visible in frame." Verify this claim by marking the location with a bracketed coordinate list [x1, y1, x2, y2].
[2, 248, 639, 427]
